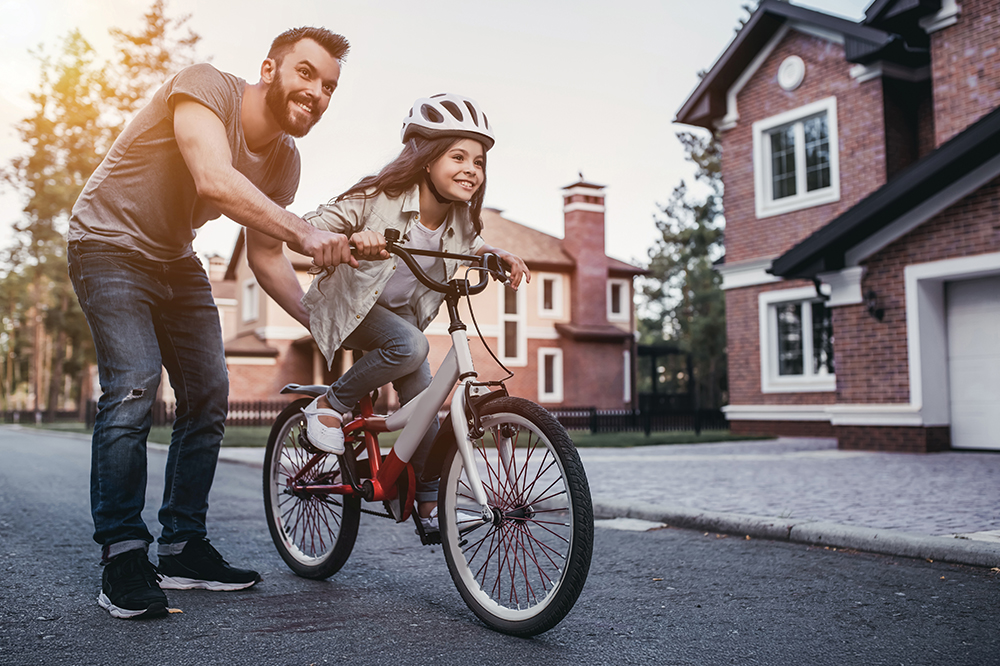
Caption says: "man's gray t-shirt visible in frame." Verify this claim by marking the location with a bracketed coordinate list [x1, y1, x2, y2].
[69, 63, 300, 261]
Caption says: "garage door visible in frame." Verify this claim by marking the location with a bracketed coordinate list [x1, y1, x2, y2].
[947, 275, 1000, 450]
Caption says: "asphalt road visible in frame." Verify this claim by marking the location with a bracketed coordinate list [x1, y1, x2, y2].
[1, 427, 998, 666]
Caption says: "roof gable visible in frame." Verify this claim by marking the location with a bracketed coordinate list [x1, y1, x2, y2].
[676, 0, 921, 130]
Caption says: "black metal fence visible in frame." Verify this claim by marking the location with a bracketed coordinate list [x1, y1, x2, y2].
[548, 407, 727, 435]
[11, 401, 728, 435]
[2, 410, 83, 425]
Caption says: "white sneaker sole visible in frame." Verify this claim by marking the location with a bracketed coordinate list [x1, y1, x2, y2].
[97, 592, 167, 619]
[158, 575, 258, 591]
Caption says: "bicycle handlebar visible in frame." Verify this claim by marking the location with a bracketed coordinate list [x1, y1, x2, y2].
[382, 228, 510, 296]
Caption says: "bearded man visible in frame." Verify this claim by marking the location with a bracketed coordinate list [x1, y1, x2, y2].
[68, 27, 354, 619]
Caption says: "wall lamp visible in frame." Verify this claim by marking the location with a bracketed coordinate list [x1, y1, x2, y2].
[865, 290, 884, 322]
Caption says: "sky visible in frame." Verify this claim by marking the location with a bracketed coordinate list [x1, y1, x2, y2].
[0, 0, 873, 268]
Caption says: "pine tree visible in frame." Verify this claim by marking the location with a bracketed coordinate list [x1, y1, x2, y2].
[640, 131, 727, 409]
[0, 1, 200, 418]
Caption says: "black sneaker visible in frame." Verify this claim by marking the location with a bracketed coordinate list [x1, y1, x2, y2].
[97, 549, 169, 619]
[158, 538, 261, 591]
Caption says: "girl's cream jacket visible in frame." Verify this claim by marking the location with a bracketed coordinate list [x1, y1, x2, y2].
[301, 185, 484, 368]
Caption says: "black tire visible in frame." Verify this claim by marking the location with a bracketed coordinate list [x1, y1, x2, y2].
[438, 397, 593, 636]
[263, 398, 360, 579]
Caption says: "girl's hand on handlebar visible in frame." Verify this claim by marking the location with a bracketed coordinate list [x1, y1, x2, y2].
[495, 249, 530, 289]
[351, 229, 390, 261]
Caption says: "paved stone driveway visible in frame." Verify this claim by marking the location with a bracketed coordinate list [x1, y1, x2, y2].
[579, 438, 1000, 537]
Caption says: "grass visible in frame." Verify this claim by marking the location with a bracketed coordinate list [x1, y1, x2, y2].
[16, 422, 768, 448]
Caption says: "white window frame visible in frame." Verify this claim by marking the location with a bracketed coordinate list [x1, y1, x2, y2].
[607, 278, 631, 323]
[759, 286, 835, 393]
[499, 282, 527, 367]
[242, 279, 260, 323]
[753, 96, 840, 219]
[537, 273, 564, 319]
[537, 348, 564, 403]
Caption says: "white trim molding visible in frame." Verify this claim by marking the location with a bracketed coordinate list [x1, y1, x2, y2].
[850, 61, 931, 84]
[537, 273, 565, 319]
[826, 404, 924, 427]
[255, 326, 308, 341]
[904, 252, 1000, 427]
[717, 257, 783, 291]
[537, 348, 564, 403]
[723, 403, 925, 427]
[722, 404, 830, 421]
[818, 266, 864, 307]
[759, 286, 836, 393]
[607, 278, 631, 323]
[226, 357, 277, 366]
[718, 25, 790, 131]
[920, 0, 960, 33]
[753, 96, 841, 219]
[562, 186, 606, 198]
[563, 202, 605, 214]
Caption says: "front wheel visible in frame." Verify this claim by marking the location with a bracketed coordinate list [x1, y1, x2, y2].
[263, 398, 360, 579]
[438, 397, 594, 636]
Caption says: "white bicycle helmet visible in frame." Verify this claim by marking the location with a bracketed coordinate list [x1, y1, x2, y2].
[401, 93, 495, 150]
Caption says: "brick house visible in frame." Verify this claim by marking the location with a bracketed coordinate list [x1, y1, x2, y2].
[212, 178, 646, 411]
[676, 0, 1000, 452]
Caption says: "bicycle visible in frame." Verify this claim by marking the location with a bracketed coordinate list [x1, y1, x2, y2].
[262, 228, 594, 637]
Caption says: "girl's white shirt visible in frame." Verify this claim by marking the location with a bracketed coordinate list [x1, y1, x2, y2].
[301, 185, 485, 367]
[377, 216, 446, 309]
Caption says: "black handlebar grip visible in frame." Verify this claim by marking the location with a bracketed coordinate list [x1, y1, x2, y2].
[384, 228, 401, 243]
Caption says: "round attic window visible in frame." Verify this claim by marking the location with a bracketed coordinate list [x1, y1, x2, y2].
[777, 56, 805, 91]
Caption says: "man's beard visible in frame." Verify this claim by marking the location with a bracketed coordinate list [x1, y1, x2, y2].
[265, 68, 320, 138]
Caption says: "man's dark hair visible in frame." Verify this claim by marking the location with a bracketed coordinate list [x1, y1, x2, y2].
[269, 27, 350, 64]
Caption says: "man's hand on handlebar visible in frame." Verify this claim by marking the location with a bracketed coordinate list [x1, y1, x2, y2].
[297, 227, 358, 270]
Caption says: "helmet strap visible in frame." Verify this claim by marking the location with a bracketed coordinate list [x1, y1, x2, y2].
[423, 169, 458, 205]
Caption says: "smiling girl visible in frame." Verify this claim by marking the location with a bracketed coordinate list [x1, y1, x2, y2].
[299, 94, 529, 531]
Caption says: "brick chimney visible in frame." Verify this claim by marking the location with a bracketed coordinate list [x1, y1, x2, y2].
[206, 253, 228, 283]
[561, 175, 609, 327]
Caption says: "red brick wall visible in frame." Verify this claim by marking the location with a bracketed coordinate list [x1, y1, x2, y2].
[427, 335, 629, 409]
[725, 281, 839, 407]
[931, 0, 1000, 146]
[837, 177, 1000, 404]
[730, 419, 834, 438]
[227, 340, 313, 401]
[722, 30, 888, 264]
[836, 425, 951, 453]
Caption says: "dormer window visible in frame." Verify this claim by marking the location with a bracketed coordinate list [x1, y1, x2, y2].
[753, 96, 840, 218]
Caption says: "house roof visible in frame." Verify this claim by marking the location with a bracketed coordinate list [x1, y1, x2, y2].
[675, 0, 925, 129]
[770, 104, 1000, 279]
[220, 205, 647, 280]
[224, 331, 279, 357]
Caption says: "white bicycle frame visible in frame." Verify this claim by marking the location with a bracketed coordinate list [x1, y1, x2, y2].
[380, 321, 495, 522]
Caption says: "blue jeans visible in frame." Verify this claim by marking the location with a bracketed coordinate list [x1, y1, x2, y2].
[68, 241, 228, 560]
[326, 303, 439, 502]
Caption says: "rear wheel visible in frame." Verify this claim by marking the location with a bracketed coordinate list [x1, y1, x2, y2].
[438, 397, 593, 636]
[263, 398, 360, 579]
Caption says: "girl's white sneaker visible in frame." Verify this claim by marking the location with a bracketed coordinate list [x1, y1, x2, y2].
[301, 396, 351, 455]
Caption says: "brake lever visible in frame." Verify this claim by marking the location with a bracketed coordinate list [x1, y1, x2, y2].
[483, 253, 511, 286]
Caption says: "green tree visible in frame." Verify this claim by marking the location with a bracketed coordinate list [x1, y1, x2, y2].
[640, 131, 727, 409]
[0, 1, 200, 418]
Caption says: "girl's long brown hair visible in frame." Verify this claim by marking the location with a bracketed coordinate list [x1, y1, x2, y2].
[336, 136, 488, 234]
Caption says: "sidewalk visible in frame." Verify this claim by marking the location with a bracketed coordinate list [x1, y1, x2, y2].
[219, 435, 1000, 568]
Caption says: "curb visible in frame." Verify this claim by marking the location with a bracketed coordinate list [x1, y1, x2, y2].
[594, 499, 1000, 569]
